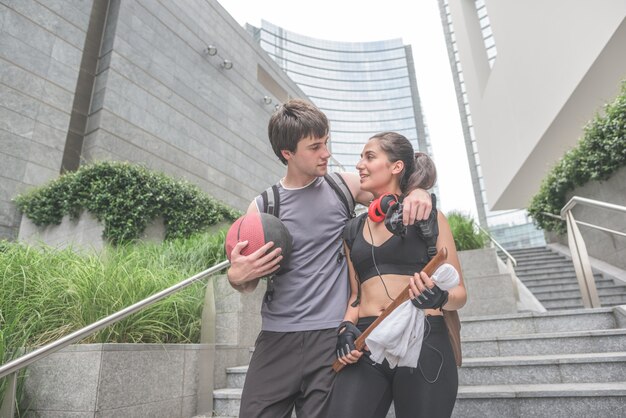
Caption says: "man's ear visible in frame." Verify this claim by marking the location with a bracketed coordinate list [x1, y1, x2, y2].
[281, 149, 292, 161]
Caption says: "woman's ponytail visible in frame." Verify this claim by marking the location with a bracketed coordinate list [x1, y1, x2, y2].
[405, 152, 437, 192]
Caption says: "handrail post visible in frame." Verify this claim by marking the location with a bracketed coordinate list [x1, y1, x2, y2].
[0, 372, 17, 418]
[564, 209, 601, 308]
[506, 258, 520, 303]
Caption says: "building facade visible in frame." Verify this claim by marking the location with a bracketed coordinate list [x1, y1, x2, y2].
[435, 0, 626, 249]
[247, 20, 431, 173]
[0, 0, 308, 240]
[440, 0, 626, 211]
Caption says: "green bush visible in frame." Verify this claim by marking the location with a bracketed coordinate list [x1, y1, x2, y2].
[14, 161, 240, 244]
[446, 211, 489, 251]
[528, 81, 626, 233]
[0, 232, 225, 347]
[0, 232, 227, 411]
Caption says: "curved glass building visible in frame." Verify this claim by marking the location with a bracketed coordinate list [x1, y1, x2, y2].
[247, 20, 431, 172]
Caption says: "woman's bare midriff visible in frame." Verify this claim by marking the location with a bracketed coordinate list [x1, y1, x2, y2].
[358, 274, 443, 318]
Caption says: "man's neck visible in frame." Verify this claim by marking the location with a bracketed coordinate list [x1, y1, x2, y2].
[281, 173, 318, 189]
[282, 167, 319, 188]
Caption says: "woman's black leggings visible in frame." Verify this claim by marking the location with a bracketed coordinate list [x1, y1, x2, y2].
[326, 315, 458, 418]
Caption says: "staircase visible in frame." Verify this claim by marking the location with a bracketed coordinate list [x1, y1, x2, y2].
[207, 246, 626, 418]
[208, 307, 626, 418]
[454, 306, 626, 417]
[507, 246, 626, 310]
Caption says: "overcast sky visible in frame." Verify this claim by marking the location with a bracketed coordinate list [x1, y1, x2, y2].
[216, 0, 479, 219]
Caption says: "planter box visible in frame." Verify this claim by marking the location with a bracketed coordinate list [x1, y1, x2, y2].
[545, 165, 626, 271]
[458, 248, 518, 317]
[21, 343, 214, 418]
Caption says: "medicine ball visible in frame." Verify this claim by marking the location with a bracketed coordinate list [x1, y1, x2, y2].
[225, 212, 293, 265]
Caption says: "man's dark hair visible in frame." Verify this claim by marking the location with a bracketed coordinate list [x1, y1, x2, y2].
[268, 99, 329, 165]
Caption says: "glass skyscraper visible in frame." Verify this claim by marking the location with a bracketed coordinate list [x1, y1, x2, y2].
[247, 20, 431, 173]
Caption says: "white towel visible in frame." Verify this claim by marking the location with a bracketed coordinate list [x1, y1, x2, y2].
[365, 263, 460, 368]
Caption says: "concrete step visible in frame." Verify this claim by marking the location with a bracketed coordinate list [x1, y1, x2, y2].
[223, 352, 626, 388]
[515, 264, 576, 273]
[214, 382, 626, 418]
[541, 295, 626, 310]
[507, 247, 554, 256]
[513, 253, 567, 261]
[226, 365, 247, 389]
[517, 270, 578, 280]
[462, 328, 626, 358]
[526, 279, 616, 293]
[516, 270, 579, 280]
[453, 382, 626, 418]
[534, 287, 626, 300]
[522, 278, 579, 289]
[520, 276, 611, 287]
[460, 308, 616, 339]
[458, 352, 626, 385]
[515, 255, 573, 267]
[213, 388, 243, 418]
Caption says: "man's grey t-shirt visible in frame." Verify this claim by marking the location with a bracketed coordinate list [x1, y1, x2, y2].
[254, 176, 351, 332]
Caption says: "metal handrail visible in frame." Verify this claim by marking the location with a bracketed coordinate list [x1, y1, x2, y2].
[542, 196, 626, 308]
[544, 211, 626, 238]
[561, 196, 626, 216]
[479, 226, 517, 267]
[0, 260, 230, 379]
[541, 200, 626, 238]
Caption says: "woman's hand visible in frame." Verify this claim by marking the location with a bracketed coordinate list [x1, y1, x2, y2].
[409, 271, 449, 309]
[336, 321, 364, 365]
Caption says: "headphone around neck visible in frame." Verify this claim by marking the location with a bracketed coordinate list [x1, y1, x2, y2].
[368, 193, 400, 222]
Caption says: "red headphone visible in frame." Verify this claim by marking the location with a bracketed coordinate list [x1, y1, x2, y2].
[368, 193, 400, 222]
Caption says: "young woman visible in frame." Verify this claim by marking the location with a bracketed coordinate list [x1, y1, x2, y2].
[326, 132, 467, 418]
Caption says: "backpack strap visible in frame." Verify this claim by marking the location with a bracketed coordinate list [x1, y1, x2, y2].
[261, 173, 355, 219]
[259, 183, 281, 304]
[343, 213, 367, 307]
[325, 172, 356, 218]
[260, 183, 280, 217]
[342, 213, 366, 251]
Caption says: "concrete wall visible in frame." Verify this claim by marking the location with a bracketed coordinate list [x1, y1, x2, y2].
[447, 0, 626, 209]
[458, 247, 518, 317]
[547, 166, 626, 271]
[18, 211, 166, 251]
[1, 0, 308, 240]
[211, 273, 266, 390]
[0, 0, 93, 240]
[22, 343, 214, 418]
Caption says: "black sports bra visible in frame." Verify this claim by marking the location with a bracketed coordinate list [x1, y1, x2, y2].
[350, 221, 430, 284]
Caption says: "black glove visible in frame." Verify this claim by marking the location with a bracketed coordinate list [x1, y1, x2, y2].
[336, 321, 361, 358]
[411, 285, 449, 310]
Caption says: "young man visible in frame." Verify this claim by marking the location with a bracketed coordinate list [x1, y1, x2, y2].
[227, 99, 432, 418]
